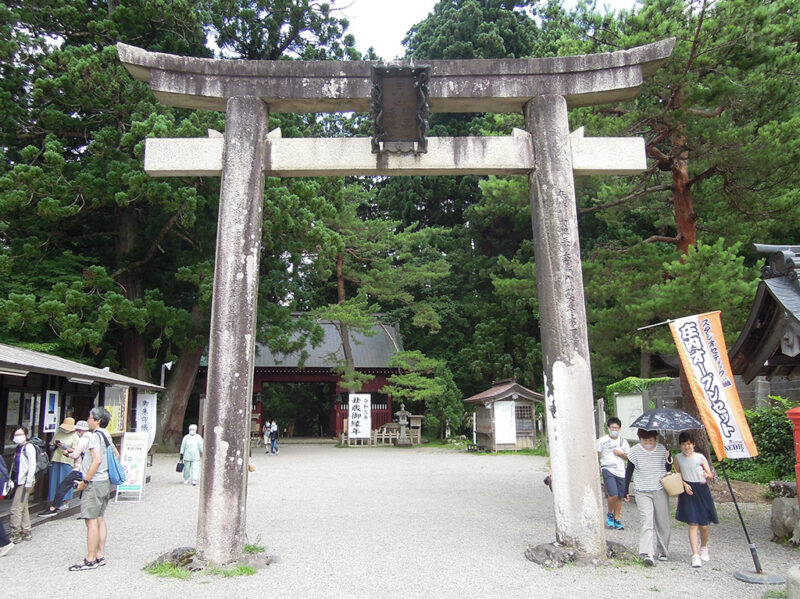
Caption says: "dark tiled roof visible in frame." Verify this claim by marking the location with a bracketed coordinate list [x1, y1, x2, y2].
[254, 321, 403, 369]
[463, 378, 543, 404]
[729, 245, 800, 383]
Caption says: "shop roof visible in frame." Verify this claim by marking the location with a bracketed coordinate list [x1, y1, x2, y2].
[0, 342, 163, 391]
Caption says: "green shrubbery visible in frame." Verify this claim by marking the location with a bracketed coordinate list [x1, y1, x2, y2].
[719, 396, 798, 484]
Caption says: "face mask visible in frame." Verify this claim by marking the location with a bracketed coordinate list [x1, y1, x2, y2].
[13, 435, 25, 444]
[608, 430, 619, 439]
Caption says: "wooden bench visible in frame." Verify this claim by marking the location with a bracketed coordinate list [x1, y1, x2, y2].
[147, 443, 158, 466]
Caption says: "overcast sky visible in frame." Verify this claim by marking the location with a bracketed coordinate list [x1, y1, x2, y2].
[340, 0, 639, 61]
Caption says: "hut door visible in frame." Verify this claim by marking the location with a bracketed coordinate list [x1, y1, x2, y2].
[494, 401, 517, 444]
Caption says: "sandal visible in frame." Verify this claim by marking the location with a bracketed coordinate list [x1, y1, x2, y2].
[69, 558, 98, 571]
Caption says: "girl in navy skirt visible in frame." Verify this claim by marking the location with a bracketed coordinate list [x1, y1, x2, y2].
[674, 431, 718, 568]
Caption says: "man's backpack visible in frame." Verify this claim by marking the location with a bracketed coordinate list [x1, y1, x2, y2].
[28, 437, 50, 476]
[0, 456, 10, 497]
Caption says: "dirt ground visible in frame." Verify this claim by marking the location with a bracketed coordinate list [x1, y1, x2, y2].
[709, 478, 771, 504]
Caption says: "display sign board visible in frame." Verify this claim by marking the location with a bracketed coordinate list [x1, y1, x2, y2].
[614, 393, 644, 442]
[116, 431, 148, 502]
[43, 390, 60, 433]
[348, 394, 372, 439]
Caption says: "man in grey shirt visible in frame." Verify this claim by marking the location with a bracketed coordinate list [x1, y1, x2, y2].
[69, 406, 119, 571]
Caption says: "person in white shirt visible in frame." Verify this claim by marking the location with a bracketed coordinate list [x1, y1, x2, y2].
[597, 416, 630, 530]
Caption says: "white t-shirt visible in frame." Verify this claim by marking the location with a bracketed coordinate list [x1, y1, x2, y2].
[597, 434, 630, 477]
[676, 451, 709, 483]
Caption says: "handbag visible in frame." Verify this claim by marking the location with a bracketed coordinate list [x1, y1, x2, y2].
[176, 461, 185, 473]
[660, 472, 684, 496]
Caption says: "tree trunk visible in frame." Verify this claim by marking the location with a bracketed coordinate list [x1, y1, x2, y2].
[671, 120, 696, 254]
[155, 305, 207, 451]
[157, 345, 205, 451]
[335, 252, 355, 369]
[116, 206, 147, 380]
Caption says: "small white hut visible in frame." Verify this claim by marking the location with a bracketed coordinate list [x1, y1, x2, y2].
[464, 378, 544, 451]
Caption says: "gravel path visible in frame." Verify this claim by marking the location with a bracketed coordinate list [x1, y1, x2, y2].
[3, 444, 795, 598]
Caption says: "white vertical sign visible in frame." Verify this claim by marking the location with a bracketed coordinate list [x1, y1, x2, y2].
[348, 394, 371, 439]
[136, 393, 158, 452]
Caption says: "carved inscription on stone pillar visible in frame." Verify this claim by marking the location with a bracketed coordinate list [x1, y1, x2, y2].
[371, 65, 430, 154]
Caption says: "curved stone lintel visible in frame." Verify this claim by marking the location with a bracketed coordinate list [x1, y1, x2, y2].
[117, 39, 675, 114]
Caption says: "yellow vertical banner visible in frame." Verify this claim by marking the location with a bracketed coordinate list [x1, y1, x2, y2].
[669, 311, 758, 460]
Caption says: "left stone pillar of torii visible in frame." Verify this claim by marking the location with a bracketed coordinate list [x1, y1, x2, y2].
[197, 96, 268, 565]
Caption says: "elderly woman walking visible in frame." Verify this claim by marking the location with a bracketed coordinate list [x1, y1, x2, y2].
[179, 424, 203, 486]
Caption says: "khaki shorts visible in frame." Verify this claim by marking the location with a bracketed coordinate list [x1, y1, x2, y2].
[80, 479, 111, 519]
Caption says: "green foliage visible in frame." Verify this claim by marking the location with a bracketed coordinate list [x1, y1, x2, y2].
[387, 351, 465, 439]
[721, 396, 798, 483]
[606, 377, 673, 398]
[144, 562, 191, 580]
[205, 563, 257, 577]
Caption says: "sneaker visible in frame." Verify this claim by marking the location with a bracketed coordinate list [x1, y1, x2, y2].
[613, 518, 625, 530]
[183, 479, 190, 485]
[699, 546, 710, 562]
[192, 481, 197, 486]
[39, 508, 58, 517]
[657, 553, 668, 561]
[642, 554, 656, 567]
[58, 503, 70, 511]
[0, 542, 13, 557]
[69, 558, 99, 571]
[20, 532, 32, 542]
[605, 513, 615, 528]
[691, 554, 702, 568]
[94, 557, 106, 567]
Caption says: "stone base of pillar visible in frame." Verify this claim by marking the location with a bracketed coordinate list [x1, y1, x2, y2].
[524, 541, 634, 568]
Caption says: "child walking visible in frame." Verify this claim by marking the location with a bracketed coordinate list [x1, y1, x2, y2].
[597, 416, 630, 530]
[674, 431, 718, 568]
[624, 428, 672, 567]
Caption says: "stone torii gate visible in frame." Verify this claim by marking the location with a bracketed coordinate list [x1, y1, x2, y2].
[118, 38, 674, 565]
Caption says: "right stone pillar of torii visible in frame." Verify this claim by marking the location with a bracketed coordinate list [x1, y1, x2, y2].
[117, 38, 675, 563]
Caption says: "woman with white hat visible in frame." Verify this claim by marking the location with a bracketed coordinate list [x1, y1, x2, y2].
[179, 424, 203, 486]
[49, 417, 80, 503]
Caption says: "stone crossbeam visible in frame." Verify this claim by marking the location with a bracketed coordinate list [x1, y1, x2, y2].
[117, 40, 674, 114]
[144, 127, 646, 178]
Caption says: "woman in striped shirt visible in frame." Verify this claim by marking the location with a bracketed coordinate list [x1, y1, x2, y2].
[624, 428, 673, 566]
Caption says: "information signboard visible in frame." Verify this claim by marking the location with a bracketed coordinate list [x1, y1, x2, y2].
[115, 431, 148, 502]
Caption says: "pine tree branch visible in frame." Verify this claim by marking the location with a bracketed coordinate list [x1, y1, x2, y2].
[112, 210, 182, 279]
[578, 185, 672, 214]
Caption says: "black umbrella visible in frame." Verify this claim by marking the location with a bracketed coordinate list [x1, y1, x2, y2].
[629, 407, 703, 432]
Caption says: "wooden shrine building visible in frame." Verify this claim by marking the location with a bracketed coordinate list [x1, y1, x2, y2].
[465, 378, 544, 451]
[196, 320, 404, 438]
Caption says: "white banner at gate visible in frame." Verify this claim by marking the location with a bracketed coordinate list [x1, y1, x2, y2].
[348, 394, 371, 439]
